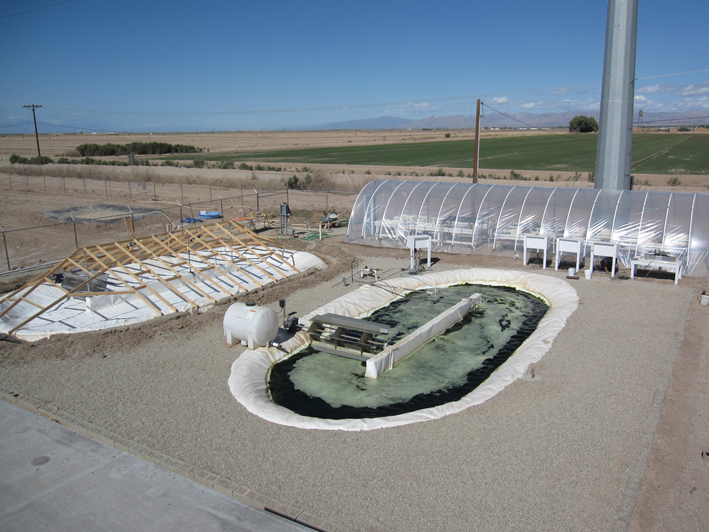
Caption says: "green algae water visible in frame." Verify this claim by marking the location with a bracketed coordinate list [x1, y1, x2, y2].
[268, 284, 548, 419]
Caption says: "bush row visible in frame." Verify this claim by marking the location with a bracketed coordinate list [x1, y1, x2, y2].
[76, 142, 201, 156]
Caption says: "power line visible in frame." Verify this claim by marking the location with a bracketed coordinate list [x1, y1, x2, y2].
[0, 0, 74, 20]
[0, 121, 33, 130]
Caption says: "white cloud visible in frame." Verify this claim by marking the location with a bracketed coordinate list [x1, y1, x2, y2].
[522, 101, 544, 109]
[490, 96, 510, 105]
[553, 88, 572, 95]
[679, 84, 709, 96]
[634, 95, 648, 103]
[637, 84, 666, 94]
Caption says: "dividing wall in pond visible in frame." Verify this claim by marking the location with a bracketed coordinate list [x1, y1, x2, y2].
[345, 180, 709, 277]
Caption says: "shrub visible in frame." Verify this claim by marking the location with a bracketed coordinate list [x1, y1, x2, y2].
[444, 133, 451, 138]
[429, 168, 446, 177]
[238, 162, 253, 171]
[286, 175, 300, 189]
[457, 170, 464, 177]
[75, 141, 201, 157]
[587, 171, 595, 183]
[667, 176, 682, 187]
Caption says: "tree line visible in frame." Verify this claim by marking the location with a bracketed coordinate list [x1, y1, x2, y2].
[76, 142, 201, 157]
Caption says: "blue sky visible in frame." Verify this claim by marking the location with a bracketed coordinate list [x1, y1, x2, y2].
[1, 0, 707, 132]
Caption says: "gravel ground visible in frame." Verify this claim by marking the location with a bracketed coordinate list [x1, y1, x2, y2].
[1, 230, 707, 532]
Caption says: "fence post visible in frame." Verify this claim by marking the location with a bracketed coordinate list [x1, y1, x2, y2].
[71, 216, 79, 249]
[256, 189, 260, 213]
[0, 225, 10, 271]
[180, 205, 183, 222]
[153, 181, 157, 201]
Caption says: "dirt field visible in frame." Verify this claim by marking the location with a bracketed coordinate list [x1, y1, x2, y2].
[0, 230, 707, 531]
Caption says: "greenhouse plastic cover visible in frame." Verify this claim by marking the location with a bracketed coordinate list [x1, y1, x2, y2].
[228, 268, 578, 431]
[0, 249, 325, 341]
[345, 180, 709, 277]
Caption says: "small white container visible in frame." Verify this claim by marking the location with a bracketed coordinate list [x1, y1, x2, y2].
[568, 267, 576, 277]
[700, 293, 709, 307]
[584, 269, 592, 280]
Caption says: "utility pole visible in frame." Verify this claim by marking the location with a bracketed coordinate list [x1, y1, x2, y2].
[472, 99, 482, 183]
[23, 104, 42, 158]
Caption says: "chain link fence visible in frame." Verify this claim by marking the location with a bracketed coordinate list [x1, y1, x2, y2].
[0, 172, 357, 273]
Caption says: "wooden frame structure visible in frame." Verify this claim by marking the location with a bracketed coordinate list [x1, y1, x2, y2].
[0, 221, 299, 338]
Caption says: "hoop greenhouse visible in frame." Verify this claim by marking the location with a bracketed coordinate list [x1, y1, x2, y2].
[345, 180, 709, 277]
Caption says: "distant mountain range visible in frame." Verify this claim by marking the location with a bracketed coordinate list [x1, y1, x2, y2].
[313, 110, 709, 130]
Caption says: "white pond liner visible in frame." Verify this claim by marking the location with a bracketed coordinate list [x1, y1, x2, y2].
[0, 249, 325, 341]
[229, 268, 579, 431]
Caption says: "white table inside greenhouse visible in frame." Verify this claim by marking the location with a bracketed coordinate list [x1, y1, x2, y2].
[523, 234, 549, 269]
[590, 242, 618, 277]
[630, 256, 683, 284]
[555, 237, 584, 271]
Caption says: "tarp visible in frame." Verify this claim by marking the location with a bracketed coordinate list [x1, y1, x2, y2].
[229, 268, 578, 431]
[0, 249, 325, 341]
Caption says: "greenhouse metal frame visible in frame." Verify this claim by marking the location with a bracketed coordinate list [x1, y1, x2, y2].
[345, 180, 709, 277]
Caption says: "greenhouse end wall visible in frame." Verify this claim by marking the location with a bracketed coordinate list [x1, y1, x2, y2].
[345, 180, 709, 277]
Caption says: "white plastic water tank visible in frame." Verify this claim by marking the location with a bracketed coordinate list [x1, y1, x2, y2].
[223, 302, 279, 349]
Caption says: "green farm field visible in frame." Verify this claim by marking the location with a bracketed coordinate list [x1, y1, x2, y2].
[179, 133, 709, 174]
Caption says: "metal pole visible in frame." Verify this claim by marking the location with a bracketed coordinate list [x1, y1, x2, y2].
[62, 176, 66, 195]
[181, 183, 184, 204]
[71, 217, 79, 249]
[105, 179, 109, 198]
[153, 181, 157, 201]
[0, 225, 10, 271]
[595, 0, 638, 190]
[209, 184, 212, 205]
[129, 180, 132, 201]
[473, 98, 481, 183]
[83, 178, 87, 197]
[220, 198, 223, 218]
[326, 191, 329, 212]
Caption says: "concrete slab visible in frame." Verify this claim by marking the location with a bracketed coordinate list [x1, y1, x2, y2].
[0, 400, 309, 532]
